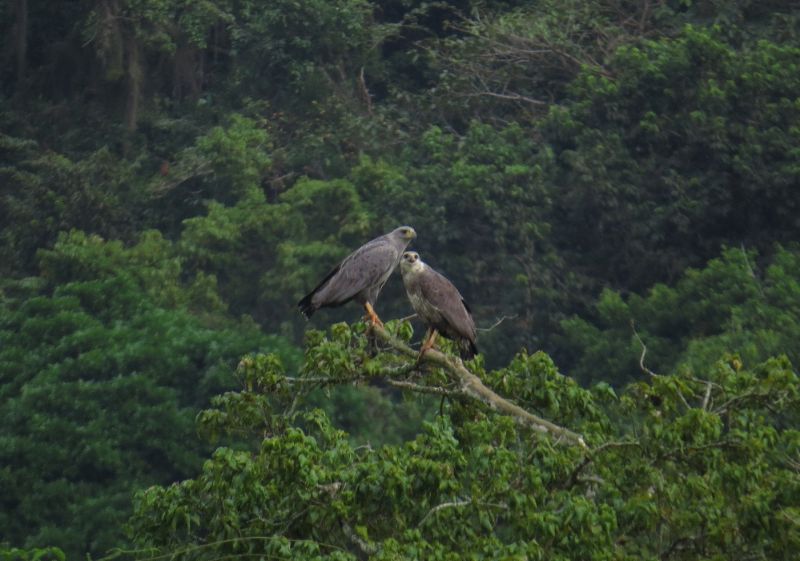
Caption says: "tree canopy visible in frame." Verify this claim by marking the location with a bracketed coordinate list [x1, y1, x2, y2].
[1, 0, 799, 559]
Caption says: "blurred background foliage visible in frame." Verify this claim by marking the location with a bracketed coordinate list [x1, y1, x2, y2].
[1, 0, 799, 558]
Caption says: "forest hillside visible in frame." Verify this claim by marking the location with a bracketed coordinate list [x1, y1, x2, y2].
[1, 1, 799, 559]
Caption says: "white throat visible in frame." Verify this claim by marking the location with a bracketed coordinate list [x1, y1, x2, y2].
[401, 259, 427, 277]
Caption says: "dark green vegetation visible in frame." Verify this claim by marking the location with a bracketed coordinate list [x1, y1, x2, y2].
[1, 0, 798, 559]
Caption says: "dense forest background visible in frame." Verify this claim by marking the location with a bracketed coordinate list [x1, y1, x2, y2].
[1, 1, 799, 559]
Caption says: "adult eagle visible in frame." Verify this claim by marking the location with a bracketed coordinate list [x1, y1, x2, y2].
[298, 226, 417, 325]
[400, 251, 478, 359]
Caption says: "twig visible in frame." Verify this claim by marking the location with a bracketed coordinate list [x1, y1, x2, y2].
[463, 91, 548, 105]
[562, 440, 639, 489]
[387, 380, 463, 398]
[701, 381, 712, 411]
[150, 165, 213, 196]
[357, 67, 373, 114]
[341, 521, 379, 556]
[630, 320, 658, 378]
[370, 325, 588, 450]
[740, 242, 765, 298]
[418, 499, 473, 527]
[477, 314, 517, 332]
[285, 368, 461, 399]
[317, 482, 379, 555]
[784, 453, 800, 472]
[417, 498, 508, 528]
[631, 321, 692, 408]
[285, 363, 418, 386]
[713, 390, 758, 415]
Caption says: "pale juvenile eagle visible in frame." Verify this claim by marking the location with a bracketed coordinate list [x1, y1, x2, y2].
[400, 251, 478, 359]
[298, 226, 417, 326]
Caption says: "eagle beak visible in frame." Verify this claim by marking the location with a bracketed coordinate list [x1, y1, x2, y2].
[408, 229, 417, 240]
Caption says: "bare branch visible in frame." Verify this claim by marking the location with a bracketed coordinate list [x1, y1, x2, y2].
[740, 242, 766, 298]
[784, 452, 800, 473]
[631, 321, 691, 411]
[418, 499, 473, 527]
[701, 381, 713, 411]
[357, 66, 373, 114]
[477, 315, 518, 332]
[150, 163, 213, 196]
[713, 389, 760, 415]
[370, 325, 589, 450]
[386, 380, 463, 398]
[630, 320, 658, 378]
[463, 90, 548, 106]
[630, 320, 696, 410]
[562, 440, 639, 489]
[318, 482, 379, 555]
[341, 521, 378, 556]
[418, 498, 508, 528]
[284, 363, 419, 386]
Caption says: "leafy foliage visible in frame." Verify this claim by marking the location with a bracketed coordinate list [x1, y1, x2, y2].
[0, 231, 291, 558]
[1, 0, 800, 558]
[561, 245, 800, 385]
[0, 132, 143, 276]
[544, 26, 800, 292]
[129, 323, 800, 560]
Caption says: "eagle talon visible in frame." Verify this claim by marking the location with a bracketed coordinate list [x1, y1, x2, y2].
[416, 329, 438, 364]
[364, 303, 384, 328]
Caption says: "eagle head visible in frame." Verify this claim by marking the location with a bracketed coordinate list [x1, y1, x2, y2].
[393, 226, 417, 241]
[400, 251, 425, 275]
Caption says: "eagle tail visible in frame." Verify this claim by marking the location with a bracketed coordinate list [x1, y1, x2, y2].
[298, 264, 344, 318]
[460, 339, 478, 360]
[298, 293, 316, 319]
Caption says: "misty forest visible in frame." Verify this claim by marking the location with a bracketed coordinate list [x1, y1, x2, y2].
[1, 1, 799, 560]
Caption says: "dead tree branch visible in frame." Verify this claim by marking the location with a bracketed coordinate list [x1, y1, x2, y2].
[630, 320, 658, 379]
[477, 315, 517, 332]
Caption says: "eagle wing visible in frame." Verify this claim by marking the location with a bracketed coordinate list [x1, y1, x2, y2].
[416, 268, 477, 344]
[300, 236, 400, 313]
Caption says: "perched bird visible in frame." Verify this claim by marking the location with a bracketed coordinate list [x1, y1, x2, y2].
[298, 226, 417, 326]
[400, 251, 478, 360]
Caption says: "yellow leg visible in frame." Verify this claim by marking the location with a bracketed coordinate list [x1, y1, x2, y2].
[364, 302, 384, 328]
[418, 329, 438, 361]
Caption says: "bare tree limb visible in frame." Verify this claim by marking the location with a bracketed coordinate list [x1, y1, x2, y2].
[630, 320, 658, 378]
[630, 321, 691, 411]
[318, 482, 379, 555]
[477, 314, 517, 332]
[417, 498, 508, 528]
[370, 325, 589, 450]
[285, 366, 462, 399]
[417, 499, 473, 527]
[341, 521, 378, 556]
[386, 380, 463, 398]
[562, 440, 639, 489]
[740, 242, 766, 298]
[463, 91, 548, 105]
[701, 381, 713, 411]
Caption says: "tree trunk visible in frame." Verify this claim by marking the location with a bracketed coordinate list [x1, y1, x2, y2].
[125, 33, 142, 132]
[14, 0, 28, 85]
[123, 30, 142, 155]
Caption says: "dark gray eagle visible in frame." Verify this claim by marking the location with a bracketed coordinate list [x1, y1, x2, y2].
[298, 226, 417, 325]
[400, 251, 478, 359]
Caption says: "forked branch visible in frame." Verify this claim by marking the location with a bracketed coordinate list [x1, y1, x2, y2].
[370, 325, 588, 450]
